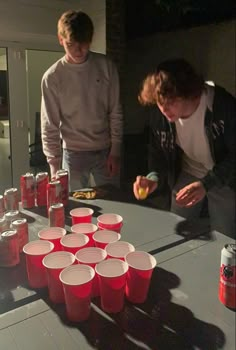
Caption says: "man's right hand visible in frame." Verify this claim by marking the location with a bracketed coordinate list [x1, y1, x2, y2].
[133, 175, 158, 200]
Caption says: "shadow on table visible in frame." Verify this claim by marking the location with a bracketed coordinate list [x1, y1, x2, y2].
[46, 266, 225, 350]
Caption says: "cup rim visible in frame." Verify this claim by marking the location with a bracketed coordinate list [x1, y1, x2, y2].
[97, 213, 123, 225]
[38, 227, 66, 240]
[75, 246, 107, 264]
[125, 251, 157, 270]
[105, 241, 135, 258]
[93, 230, 121, 244]
[60, 232, 89, 247]
[42, 251, 75, 269]
[23, 240, 54, 255]
[95, 258, 129, 277]
[59, 264, 95, 286]
[71, 223, 98, 234]
[70, 207, 94, 217]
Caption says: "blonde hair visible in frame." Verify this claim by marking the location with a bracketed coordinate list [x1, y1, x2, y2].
[58, 10, 94, 42]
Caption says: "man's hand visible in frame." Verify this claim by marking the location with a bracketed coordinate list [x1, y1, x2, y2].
[176, 181, 206, 207]
[107, 154, 120, 177]
[133, 175, 158, 200]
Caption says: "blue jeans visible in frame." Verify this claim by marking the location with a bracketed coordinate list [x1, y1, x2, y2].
[62, 148, 120, 191]
[171, 171, 235, 237]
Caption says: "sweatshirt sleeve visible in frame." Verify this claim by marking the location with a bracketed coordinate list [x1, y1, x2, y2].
[41, 72, 62, 168]
[107, 60, 123, 157]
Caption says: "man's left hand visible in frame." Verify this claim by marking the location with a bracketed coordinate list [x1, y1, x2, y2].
[107, 154, 120, 177]
[176, 181, 206, 207]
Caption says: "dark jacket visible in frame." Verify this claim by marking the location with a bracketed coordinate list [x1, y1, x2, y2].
[147, 84, 236, 192]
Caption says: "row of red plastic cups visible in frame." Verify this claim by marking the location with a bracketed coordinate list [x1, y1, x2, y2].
[23, 241, 156, 321]
[70, 210, 123, 233]
[37, 225, 124, 252]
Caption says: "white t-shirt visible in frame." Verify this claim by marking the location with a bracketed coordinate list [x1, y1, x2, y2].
[175, 91, 214, 178]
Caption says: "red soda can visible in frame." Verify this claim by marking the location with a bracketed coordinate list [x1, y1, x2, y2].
[0, 229, 20, 267]
[219, 244, 236, 309]
[4, 188, 19, 211]
[56, 169, 69, 206]
[20, 173, 35, 209]
[5, 210, 20, 229]
[49, 203, 65, 228]
[11, 218, 28, 253]
[47, 180, 61, 210]
[36, 172, 49, 206]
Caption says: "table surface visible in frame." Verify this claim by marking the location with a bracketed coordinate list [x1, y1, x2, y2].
[0, 190, 235, 350]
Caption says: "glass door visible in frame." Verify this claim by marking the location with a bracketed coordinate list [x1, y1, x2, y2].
[0, 48, 11, 193]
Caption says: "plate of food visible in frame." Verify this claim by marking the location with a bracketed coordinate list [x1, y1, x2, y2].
[72, 187, 108, 200]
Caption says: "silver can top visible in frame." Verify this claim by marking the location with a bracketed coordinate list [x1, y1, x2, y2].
[36, 172, 48, 179]
[4, 188, 18, 194]
[50, 203, 64, 210]
[12, 218, 27, 226]
[225, 244, 236, 254]
[5, 210, 19, 219]
[1, 229, 17, 239]
[23, 172, 34, 178]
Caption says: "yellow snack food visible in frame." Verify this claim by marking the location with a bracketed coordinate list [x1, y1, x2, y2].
[138, 187, 148, 200]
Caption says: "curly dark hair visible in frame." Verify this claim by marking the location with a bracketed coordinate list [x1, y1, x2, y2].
[139, 58, 205, 106]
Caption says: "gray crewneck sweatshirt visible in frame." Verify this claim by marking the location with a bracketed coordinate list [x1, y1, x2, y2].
[41, 51, 123, 167]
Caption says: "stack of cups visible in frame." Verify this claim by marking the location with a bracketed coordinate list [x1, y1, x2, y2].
[97, 213, 123, 233]
[75, 247, 107, 297]
[23, 240, 54, 288]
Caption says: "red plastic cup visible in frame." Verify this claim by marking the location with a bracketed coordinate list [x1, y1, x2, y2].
[59, 264, 95, 322]
[71, 223, 98, 247]
[23, 240, 54, 288]
[125, 251, 157, 304]
[43, 251, 75, 303]
[97, 213, 123, 233]
[60, 233, 90, 254]
[95, 258, 129, 313]
[70, 208, 94, 225]
[93, 229, 121, 249]
[105, 241, 135, 260]
[75, 247, 107, 297]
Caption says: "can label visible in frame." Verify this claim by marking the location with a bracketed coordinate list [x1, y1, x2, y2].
[12, 218, 28, 253]
[0, 229, 20, 267]
[36, 172, 49, 206]
[49, 203, 65, 228]
[56, 169, 69, 206]
[47, 181, 61, 209]
[21, 173, 35, 209]
[219, 244, 236, 309]
[4, 188, 19, 211]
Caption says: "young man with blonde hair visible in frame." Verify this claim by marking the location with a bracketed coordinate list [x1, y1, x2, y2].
[133, 58, 235, 237]
[41, 10, 123, 190]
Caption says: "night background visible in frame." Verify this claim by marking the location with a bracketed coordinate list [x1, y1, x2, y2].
[125, 0, 236, 39]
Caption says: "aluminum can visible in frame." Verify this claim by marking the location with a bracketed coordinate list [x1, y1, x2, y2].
[20, 172, 35, 209]
[0, 229, 20, 267]
[56, 169, 69, 206]
[47, 180, 61, 210]
[5, 210, 20, 229]
[49, 203, 65, 228]
[36, 172, 49, 206]
[11, 218, 28, 253]
[0, 215, 7, 234]
[219, 243, 236, 309]
[4, 188, 19, 211]
[0, 195, 5, 217]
